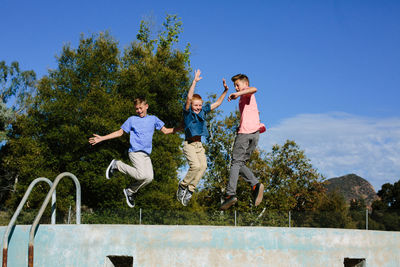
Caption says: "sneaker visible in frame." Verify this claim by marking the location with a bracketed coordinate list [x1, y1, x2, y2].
[123, 188, 135, 208]
[106, 159, 117, 179]
[252, 183, 264, 206]
[176, 183, 187, 202]
[181, 190, 193, 206]
[220, 195, 238, 210]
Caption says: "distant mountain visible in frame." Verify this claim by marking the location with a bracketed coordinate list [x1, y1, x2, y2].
[325, 174, 379, 208]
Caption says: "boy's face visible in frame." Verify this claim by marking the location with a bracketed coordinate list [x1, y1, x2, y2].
[234, 79, 249, 92]
[135, 103, 148, 117]
[191, 99, 203, 114]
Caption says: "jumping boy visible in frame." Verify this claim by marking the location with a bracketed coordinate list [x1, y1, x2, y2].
[220, 74, 266, 210]
[177, 69, 229, 206]
[89, 97, 179, 208]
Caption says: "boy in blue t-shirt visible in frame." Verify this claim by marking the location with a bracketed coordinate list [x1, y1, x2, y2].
[177, 69, 229, 206]
[89, 97, 178, 208]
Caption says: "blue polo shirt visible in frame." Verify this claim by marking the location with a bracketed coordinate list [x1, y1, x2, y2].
[183, 103, 211, 139]
[121, 115, 165, 154]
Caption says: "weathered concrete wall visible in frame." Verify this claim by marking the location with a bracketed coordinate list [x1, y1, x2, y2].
[1, 224, 399, 266]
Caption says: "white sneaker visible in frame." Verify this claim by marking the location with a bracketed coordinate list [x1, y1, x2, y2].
[176, 183, 187, 202]
[181, 190, 193, 206]
[106, 159, 117, 179]
[123, 189, 135, 208]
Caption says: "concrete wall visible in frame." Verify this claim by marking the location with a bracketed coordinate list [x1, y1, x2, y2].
[1, 224, 399, 266]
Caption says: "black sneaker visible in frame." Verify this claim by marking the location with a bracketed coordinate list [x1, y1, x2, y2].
[181, 190, 193, 206]
[123, 188, 135, 208]
[220, 195, 238, 210]
[106, 159, 117, 179]
[176, 183, 187, 202]
[252, 183, 264, 206]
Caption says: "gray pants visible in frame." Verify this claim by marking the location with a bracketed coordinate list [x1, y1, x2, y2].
[226, 132, 260, 196]
[115, 151, 154, 193]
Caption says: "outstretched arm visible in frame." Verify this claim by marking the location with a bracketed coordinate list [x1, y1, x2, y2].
[160, 126, 182, 135]
[185, 69, 202, 111]
[210, 78, 229, 110]
[228, 87, 257, 101]
[89, 129, 124, 145]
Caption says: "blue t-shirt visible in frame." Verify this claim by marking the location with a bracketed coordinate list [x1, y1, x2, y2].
[183, 103, 211, 139]
[121, 115, 165, 154]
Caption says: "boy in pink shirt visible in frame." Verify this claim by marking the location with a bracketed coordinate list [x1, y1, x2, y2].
[220, 74, 266, 210]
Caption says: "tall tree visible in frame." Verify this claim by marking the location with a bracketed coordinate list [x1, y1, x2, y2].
[2, 15, 191, 220]
[303, 191, 355, 229]
[0, 61, 36, 142]
[370, 179, 400, 230]
[200, 108, 326, 221]
[0, 61, 36, 205]
[265, 140, 326, 212]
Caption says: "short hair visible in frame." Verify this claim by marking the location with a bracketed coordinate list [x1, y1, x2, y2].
[192, 94, 203, 102]
[134, 97, 147, 106]
[231, 74, 250, 85]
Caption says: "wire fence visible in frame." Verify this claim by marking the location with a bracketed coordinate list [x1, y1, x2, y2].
[2, 207, 395, 231]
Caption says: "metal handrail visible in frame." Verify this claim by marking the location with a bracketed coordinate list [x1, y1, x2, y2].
[2, 177, 56, 267]
[28, 172, 81, 267]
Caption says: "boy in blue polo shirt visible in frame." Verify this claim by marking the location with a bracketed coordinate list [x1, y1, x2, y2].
[89, 97, 178, 208]
[177, 69, 229, 206]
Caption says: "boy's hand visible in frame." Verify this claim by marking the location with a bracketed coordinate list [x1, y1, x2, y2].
[194, 69, 202, 83]
[228, 92, 238, 101]
[89, 134, 103, 145]
[222, 78, 229, 91]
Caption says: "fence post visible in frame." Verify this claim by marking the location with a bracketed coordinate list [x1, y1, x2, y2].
[289, 211, 291, 228]
[366, 209, 368, 230]
[234, 210, 237, 226]
[68, 205, 72, 224]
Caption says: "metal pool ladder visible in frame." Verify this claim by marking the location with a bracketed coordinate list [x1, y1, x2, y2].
[1, 172, 81, 267]
[28, 172, 81, 267]
[2, 177, 56, 267]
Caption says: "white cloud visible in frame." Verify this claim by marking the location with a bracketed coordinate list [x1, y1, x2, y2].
[259, 112, 400, 192]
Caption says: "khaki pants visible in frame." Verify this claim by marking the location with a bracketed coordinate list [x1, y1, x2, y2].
[115, 151, 154, 193]
[181, 141, 207, 192]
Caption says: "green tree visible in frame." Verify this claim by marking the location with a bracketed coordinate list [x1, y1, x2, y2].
[348, 198, 367, 229]
[1, 15, 191, 221]
[0, 61, 36, 139]
[199, 108, 326, 226]
[303, 191, 355, 229]
[370, 179, 400, 231]
[0, 61, 36, 205]
[264, 140, 326, 212]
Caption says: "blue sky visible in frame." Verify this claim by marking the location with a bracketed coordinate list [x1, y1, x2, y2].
[2, 0, 400, 191]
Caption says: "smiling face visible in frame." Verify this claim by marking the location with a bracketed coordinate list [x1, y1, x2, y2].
[135, 102, 149, 117]
[233, 79, 249, 92]
[191, 99, 203, 114]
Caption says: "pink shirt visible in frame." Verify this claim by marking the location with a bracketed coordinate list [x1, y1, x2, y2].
[238, 93, 263, 134]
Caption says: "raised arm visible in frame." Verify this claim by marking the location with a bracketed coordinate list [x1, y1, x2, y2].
[185, 69, 202, 111]
[228, 87, 257, 101]
[210, 78, 229, 110]
[89, 129, 124, 145]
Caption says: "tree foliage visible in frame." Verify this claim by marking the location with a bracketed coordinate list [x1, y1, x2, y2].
[0, 61, 36, 142]
[1, 15, 191, 220]
[199, 109, 326, 217]
[265, 140, 326, 212]
[0, 61, 36, 205]
[2, 15, 398, 230]
[370, 179, 400, 231]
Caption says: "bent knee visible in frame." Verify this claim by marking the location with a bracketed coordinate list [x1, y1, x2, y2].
[144, 174, 154, 183]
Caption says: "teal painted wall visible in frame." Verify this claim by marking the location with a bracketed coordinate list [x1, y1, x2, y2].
[1, 225, 399, 266]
